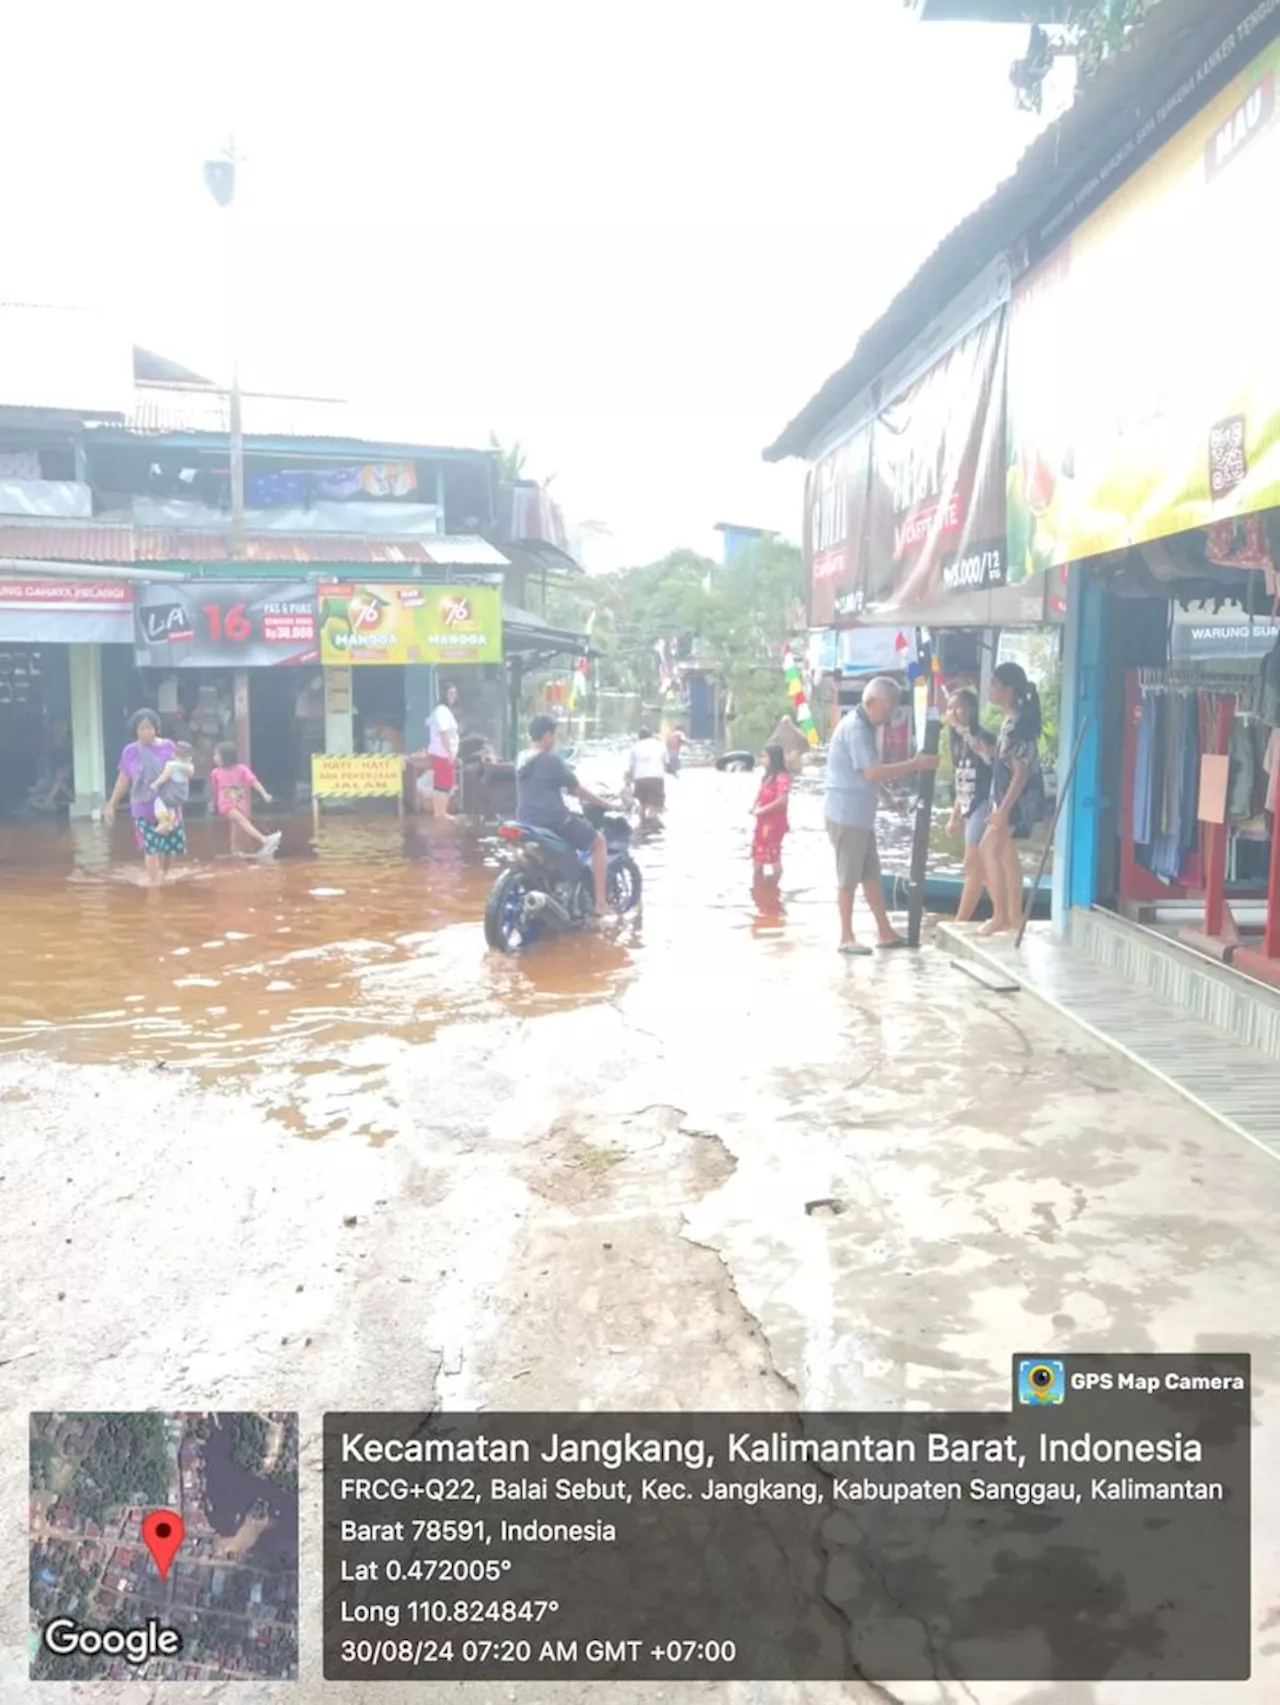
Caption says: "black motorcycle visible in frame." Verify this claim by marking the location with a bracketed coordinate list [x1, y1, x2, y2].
[483, 803, 642, 952]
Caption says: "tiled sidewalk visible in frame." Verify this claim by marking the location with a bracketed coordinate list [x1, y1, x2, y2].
[938, 921, 1280, 1161]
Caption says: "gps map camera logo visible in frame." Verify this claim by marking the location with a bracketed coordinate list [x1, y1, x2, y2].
[1018, 1358, 1065, 1406]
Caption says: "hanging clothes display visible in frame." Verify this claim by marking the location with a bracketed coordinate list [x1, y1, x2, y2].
[1133, 682, 1200, 880]
[1131, 671, 1267, 887]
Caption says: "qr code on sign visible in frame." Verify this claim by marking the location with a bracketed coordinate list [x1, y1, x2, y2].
[1209, 416, 1247, 499]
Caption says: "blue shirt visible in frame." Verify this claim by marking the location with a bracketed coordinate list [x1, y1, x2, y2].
[825, 708, 882, 829]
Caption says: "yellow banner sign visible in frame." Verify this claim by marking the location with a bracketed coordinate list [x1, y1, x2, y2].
[1007, 37, 1280, 578]
[317, 583, 503, 666]
[311, 753, 404, 799]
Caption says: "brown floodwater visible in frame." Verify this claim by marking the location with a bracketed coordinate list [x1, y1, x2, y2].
[201, 1421, 298, 1566]
[0, 765, 1003, 1091]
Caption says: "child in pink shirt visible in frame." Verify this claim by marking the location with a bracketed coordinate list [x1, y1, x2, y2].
[210, 742, 282, 857]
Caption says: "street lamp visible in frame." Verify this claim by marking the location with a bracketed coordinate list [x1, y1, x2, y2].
[203, 141, 245, 560]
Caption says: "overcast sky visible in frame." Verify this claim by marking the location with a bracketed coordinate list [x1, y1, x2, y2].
[4, 1, 1060, 567]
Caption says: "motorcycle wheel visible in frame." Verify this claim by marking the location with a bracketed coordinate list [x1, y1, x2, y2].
[607, 854, 643, 915]
[484, 868, 541, 953]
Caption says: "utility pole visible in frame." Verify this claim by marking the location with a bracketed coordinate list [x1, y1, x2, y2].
[203, 139, 245, 560]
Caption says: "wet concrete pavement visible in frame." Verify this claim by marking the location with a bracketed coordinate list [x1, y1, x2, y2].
[1, 766, 1277, 1703]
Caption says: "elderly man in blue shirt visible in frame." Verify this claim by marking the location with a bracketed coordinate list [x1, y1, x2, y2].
[825, 676, 939, 955]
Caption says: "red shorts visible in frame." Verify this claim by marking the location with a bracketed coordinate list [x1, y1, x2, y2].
[429, 755, 456, 793]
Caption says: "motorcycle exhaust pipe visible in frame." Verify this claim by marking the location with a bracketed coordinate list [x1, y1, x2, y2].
[523, 889, 574, 930]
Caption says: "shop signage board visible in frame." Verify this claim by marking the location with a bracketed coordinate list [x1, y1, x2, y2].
[0, 579, 133, 645]
[804, 310, 1046, 628]
[310, 753, 405, 828]
[133, 581, 318, 668]
[317, 583, 503, 666]
[1007, 33, 1280, 576]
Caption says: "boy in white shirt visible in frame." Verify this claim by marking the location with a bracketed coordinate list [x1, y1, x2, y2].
[625, 728, 668, 823]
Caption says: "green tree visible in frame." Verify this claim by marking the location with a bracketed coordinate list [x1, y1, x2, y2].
[487, 432, 527, 482]
[700, 536, 807, 751]
[1071, 0, 1149, 85]
[543, 534, 806, 748]
[489, 432, 556, 489]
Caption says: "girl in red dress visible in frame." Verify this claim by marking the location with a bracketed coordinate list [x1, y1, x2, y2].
[750, 742, 791, 882]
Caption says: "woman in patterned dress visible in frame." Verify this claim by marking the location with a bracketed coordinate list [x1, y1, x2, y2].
[103, 708, 188, 883]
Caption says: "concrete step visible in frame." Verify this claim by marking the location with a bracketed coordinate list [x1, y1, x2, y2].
[937, 919, 1280, 1162]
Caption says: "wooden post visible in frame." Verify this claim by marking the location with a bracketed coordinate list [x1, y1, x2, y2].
[234, 671, 251, 766]
[905, 710, 941, 949]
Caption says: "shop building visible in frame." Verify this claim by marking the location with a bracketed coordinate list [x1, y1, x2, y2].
[766, 0, 1280, 1018]
[0, 351, 590, 818]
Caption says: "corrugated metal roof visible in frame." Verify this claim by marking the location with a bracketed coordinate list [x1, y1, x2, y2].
[765, 0, 1262, 461]
[108, 383, 492, 454]
[0, 521, 510, 569]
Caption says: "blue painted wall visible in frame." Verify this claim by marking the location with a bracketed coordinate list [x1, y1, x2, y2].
[718, 526, 764, 565]
[1052, 566, 1106, 934]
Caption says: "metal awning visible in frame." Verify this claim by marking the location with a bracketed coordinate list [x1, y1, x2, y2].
[502, 601, 591, 660]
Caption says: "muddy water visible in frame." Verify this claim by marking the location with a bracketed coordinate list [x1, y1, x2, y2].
[0, 768, 857, 1078]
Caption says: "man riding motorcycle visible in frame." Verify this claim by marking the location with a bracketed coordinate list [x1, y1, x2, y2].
[516, 715, 615, 920]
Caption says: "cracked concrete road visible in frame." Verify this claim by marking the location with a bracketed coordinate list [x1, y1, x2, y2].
[0, 770, 1276, 1703]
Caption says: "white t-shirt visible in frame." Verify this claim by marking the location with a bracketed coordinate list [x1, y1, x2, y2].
[629, 737, 667, 782]
[427, 703, 458, 758]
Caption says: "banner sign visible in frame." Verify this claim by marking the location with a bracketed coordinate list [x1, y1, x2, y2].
[317, 583, 503, 666]
[310, 751, 405, 827]
[133, 581, 318, 668]
[1007, 34, 1280, 577]
[804, 311, 1037, 627]
[311, 753, 403, 799]
[0, 579, 132, 645]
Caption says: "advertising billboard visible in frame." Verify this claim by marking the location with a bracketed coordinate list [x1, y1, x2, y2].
[1006, 36, 1280, 577]
[134, 582, 318, 667]
[317, 583, 503, 666]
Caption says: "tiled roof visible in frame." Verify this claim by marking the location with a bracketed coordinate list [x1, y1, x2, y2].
[0, 520, 510, 569]
[0, 522, 134, 563]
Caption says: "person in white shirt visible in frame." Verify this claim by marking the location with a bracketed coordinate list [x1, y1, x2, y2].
[420, 683, 460, 819]
[625, 728, 668, 822]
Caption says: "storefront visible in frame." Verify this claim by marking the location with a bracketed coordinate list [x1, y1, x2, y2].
[0, 578, 134, 818]
[793, 258, 1065, 879]
[316, 577, 506, 803]
[130, 578, 322, 807]
[1030, 28, 1280, 984]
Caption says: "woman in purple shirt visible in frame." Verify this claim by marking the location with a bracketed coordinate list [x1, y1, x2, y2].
[103, 707, 188, 881]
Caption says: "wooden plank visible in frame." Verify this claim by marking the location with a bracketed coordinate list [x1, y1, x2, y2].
[950, 956, 1021, 994]
[905, 711, 942, 949]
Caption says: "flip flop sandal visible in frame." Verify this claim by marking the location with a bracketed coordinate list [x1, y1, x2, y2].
[838, 943, 873, 956]
[876, 938, 911, 950]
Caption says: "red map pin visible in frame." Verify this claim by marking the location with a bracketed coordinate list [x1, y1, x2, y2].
[141, 1509, 185, 1580]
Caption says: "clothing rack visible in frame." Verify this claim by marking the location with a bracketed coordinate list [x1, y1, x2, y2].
[1123, 666, 1277, 973]
[1135, 666, 1260, 714]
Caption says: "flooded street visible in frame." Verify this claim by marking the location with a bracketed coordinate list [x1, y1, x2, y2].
[3, 767, 1279, 1703]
